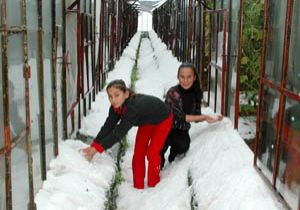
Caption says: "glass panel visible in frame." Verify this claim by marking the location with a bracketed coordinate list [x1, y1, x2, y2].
[216, 69, 222, 113]
[8, 35, 26, 139]
[209, 67, 216, 111]
[80, 0, 85, 12]
[89, 45, 93, 89]
[0, 155, 5, 210]
[66, 13, 78, 110]
[287, 0, 300, 95]
[11, 140, 29, 210]
[276, 98, 300, 210]
[95, 0, 100, 62]
[7, 0, 22, 26]
[27, 1, 43, 193]
[228, 0, 240, 122]
[86, 0, 90, 13]
[84, 49, 88, 93]
[43, 0, 55, 166]
[57, 0, 64, 138]
[256, 87, 280, 182]
[265, 1, 286, 84]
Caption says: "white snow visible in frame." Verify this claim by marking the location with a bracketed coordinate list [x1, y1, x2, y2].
[35, 31, 287, 210]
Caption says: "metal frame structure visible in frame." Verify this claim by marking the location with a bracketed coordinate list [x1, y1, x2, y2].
[254, 0, 300, 209]
[0, 0, 36, 209]
[153, 0, 243, 123]
[154, 0, 300, 208]
[201, 9, 227, 115]
[0, 0, 138, 209]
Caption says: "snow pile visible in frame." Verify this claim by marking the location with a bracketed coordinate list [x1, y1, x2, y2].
[35, 140, 115, 210]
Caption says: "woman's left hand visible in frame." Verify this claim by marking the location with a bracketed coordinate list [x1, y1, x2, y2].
[206, 115, 223, 123]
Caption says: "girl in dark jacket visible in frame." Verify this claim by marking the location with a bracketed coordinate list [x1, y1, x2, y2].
[81, 79, 173, 189]
[160, 63, 222, 168]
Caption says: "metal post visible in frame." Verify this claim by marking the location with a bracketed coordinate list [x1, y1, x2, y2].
[22, 0, 37, 208]
[1, 0, 12, 209]
[37, 0, 47, 181]
[221, 11, 227, 115]
[62, 0, 68, 139]
[234, 0, 244, 129]
[254, 0, 270, 166]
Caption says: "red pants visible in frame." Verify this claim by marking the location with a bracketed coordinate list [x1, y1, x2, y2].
[132, 114, 173, 189]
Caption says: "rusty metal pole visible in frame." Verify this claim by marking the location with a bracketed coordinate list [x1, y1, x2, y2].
[186, 0, 193, 62]
[99, 0, 106, 90]
[254, 0, 270, 166]
[214, 14, 219, 113]
[76, 0, 82, 128]
[51, 0, 59, 156]
[62, 0, 68, 139]
[208, 14, 212, 106]
[92, 0, 96, 100]
[1, 0, 12, 209]
[37, 0, 47, 181]
[201, 11, 206, 91]
[221, 11, 227, 115]
[22, 0, 37, 208]
[234, 0, 244, 129]
[51, 27, 59, 156]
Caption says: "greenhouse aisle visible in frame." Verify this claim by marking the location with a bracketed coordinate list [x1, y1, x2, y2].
[34, 31, 286, 210]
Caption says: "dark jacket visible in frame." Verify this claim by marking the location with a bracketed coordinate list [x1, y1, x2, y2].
[94, 94, 171, 150]
[165, 85, 201, 130]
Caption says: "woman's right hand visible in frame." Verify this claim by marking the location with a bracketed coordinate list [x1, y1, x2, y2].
[80, 146, 97, 161]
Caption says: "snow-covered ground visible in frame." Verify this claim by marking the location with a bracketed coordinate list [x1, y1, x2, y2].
[34, 31, 287, 210]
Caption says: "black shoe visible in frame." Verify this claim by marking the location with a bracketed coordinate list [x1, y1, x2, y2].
[168, 152, 176, 162]
[160, 156, 165, 170]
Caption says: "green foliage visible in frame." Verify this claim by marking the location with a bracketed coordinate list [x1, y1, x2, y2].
[104, 139, 127, 210]
[241, 0, 264, 92]
[187, 170, 198, 210]
[240, 104, 257, 116]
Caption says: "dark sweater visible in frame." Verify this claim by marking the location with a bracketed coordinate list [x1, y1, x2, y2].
[165, 85, 201, 130]
[94, 94, 171, 150]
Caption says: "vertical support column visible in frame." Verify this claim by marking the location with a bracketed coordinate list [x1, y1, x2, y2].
[92, 0, 96, 100]
[214, 14, 219, 113]
[208, 15, 212, 106]
[62, 0, 68, 139]
[221, 11, 227, 115]
[0, 1, 12, 209]
[37, 0, 47, 180]
[234, 0, 244, 129]
[51, 0, 59, 156]
[254, 0, 270, 166]
[186, 0, 193, 62]
[77, 0, 82, 128]
[22, 0, 37, 208]
[201, 11, 206, 91]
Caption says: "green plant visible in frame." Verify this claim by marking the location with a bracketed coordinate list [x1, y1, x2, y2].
[241, 0, 264, 93]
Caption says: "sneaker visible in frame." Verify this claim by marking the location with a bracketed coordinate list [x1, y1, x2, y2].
[160, 156, 165, 170]
[168, 152, 176, 162]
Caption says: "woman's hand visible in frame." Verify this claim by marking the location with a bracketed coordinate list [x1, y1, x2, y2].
[80, 146, 97, 161]
[206, 115, 223, 123]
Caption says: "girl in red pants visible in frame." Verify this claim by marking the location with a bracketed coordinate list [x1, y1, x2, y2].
[81, 79, 173, 189]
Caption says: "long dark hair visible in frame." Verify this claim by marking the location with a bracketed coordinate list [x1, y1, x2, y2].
[177, 63, 203, 103]
[106, 79, 136, 97]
